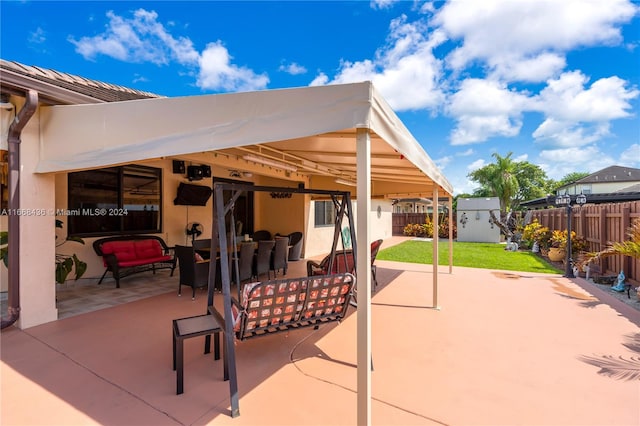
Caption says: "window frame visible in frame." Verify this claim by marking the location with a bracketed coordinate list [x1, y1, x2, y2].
[314, 200, 337, 227]
[67, 165, 163, 237]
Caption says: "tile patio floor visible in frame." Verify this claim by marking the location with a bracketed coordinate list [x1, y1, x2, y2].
[1, 238, 639, 425]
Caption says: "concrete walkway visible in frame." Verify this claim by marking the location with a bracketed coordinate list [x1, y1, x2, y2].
[2, 246, 639, 425]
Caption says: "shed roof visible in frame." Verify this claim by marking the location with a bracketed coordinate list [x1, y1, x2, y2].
[457, 197, 500, 210]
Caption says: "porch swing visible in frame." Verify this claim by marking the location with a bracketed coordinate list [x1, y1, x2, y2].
[207, 182, 358, 418]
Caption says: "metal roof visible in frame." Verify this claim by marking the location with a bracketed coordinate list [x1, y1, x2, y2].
[0, 59, 161, 105]
[561, 165, 640, 187]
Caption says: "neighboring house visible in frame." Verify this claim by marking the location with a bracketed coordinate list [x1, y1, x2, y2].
[0, 59, 453, 328]
[393, 198, 433, 213]
[559, 165, 640, 196]
[521, 165, 640, 209]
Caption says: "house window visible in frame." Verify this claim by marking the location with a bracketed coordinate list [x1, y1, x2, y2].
[314, 200, 336, 227]
[67, 165, 162, 236]
[581, 184, 592, 194]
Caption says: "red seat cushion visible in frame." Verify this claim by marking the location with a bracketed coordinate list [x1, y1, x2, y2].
[134, 239, 163, 259]
[101, 241, 137, 265]
[330, 254, 354, 274]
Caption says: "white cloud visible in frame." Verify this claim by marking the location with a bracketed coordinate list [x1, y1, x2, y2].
[531, 71, 639, 147]
[538, 146, 616, 179]
[69, 9, 199, 65]
[467, 158, 486, 171]
[29, 27, 47, 44]
[309, 72, 329, 86]
[432, 0, 638, 82]
[514, 153, 528, 162]
[457, 148, 474, 156]
[69, 9, 267, 92]
[279, 62, 307, 75]
[370, 0, 399, 10]
[435, 155, 452, 169]
[197, 42, 269, 92]
[312, 15, 446, 111]
[446, 78, 530, 144]
[489, 52, 566, 83]
[619, 143, 640, 167]
[534, 71, 639, 122]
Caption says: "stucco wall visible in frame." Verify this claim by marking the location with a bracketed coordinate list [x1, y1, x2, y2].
[16, 104, 57, 328]
[304, 198, 392, 258]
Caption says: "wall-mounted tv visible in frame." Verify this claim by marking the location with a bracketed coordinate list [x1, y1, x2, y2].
[174, 183, 212, 206]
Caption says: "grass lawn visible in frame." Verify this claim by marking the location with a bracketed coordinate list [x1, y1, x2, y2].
[377, 240, 562, 274]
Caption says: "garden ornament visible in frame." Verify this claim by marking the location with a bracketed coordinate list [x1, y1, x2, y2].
[612, 270, 626, 292]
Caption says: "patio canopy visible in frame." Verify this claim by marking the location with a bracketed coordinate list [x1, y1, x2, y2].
[36, 81, 452, 196]
[32, 80, 452, 424]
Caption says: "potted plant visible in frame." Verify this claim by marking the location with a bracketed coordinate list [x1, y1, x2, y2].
[55, 220, 87, 284]
[1, 224, 85, 284]
[532, 224, 552, 256]
[548, 230, 567, 262]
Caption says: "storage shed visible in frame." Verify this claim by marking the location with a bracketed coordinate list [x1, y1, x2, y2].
[456, 197, 501, 243]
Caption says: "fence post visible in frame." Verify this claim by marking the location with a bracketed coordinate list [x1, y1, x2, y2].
[599, 209, 607, 273]
[622, 206, 631, 277]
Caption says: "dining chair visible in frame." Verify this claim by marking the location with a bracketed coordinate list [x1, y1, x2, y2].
[175, 245, 209, 299]
[253, 240, 275, 280]
[252, 230, 272, 242]
[232, 242, 256, 285]
[287, 231, 303, 261]
[270, 237, 289, 278]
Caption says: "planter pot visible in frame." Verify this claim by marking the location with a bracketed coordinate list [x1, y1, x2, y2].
[548, 247, 566, 262]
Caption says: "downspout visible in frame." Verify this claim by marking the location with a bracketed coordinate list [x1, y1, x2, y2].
[1, 90, 38, 329]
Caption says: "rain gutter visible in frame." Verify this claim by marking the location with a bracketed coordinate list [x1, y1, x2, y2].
[1, 90, 38, 329]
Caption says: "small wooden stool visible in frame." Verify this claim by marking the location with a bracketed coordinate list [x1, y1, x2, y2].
[172, 314, 221, 394]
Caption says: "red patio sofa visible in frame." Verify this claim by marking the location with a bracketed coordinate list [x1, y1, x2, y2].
[93, 235, 176, 288]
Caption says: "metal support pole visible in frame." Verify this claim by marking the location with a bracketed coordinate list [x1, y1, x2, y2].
[565, 205, 574, 278]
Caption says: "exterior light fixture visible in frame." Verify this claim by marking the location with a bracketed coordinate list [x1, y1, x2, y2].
[242, 154, 297, 172]
[334, 178, 357, 187]
[554, 193, 586, 278]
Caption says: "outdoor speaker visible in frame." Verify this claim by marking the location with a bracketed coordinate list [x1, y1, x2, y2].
[187, 165, 203, 181]
[172, 160, 185, 174]
[201, 165, 212, 177]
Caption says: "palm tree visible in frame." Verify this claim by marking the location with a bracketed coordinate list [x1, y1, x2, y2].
[581, 218, 640, 290]
[468, 152, 519, 212]
[585, 218, 640, 262]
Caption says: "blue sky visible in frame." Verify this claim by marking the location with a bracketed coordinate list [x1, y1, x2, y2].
[2, 0, 639, 194]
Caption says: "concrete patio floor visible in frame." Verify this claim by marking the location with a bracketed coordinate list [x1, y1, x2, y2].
[2, 245, 639, 425]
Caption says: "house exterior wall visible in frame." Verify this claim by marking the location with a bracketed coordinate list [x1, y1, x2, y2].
[304, 198, 392, 258]
[562, 181, 640, 195]
[7, 132, 396, 329]
[5, 105, 58, 328]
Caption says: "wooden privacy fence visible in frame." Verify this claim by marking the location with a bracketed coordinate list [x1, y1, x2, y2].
[392, 213, 427, 236]
[530, 201, 640, 285]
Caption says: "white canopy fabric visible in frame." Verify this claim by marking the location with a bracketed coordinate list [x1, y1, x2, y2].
[37, 81, 452, 195]
[35, 81, 453, 424]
